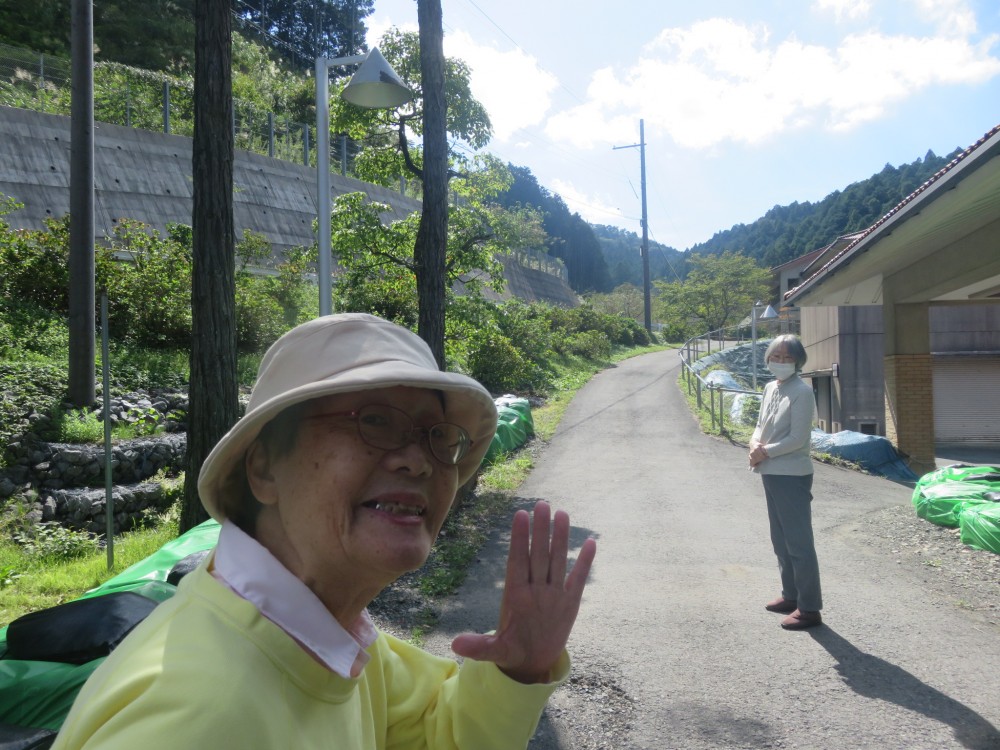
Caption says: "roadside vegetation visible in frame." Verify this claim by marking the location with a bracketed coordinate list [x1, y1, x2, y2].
[0, 192, 669, 626]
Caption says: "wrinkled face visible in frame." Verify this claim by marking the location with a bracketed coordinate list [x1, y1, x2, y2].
[246, 386, 459, 611]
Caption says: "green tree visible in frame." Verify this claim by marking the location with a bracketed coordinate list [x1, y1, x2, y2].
[495, 165, 612, 293]
[653, 251, 770, 336]
[326, 23, 496, 366]
[232, 0, 374, 67]
[586, 284, 645, 323]
[330, 27, 494, 189]
[325, 192, 507, 325]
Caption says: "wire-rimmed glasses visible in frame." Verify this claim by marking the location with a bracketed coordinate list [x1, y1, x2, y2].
[306, 404, 472, 466]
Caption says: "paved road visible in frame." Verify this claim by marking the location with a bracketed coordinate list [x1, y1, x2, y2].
[425, 350, 1000, 749]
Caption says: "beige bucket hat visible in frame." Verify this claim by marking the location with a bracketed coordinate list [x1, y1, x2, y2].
[197, 313, 498, 522]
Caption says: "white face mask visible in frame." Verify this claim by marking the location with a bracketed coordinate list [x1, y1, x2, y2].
[767, 361, 797, 380]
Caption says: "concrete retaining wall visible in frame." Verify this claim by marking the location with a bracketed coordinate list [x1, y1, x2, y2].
[0, 106, 579, 306]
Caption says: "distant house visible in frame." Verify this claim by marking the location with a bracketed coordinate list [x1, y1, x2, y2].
[783, 123, 1000, 475]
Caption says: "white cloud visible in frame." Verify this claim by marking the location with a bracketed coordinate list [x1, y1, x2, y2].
[366, 21, 557, 144]
[813, 0, 871, 23]
[911, 0, 978, 37]
[544, 16, 1000, 151]
[548, 178, 623, 224]
[444, 30, 558, 142]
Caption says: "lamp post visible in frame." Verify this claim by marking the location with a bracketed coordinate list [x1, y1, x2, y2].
[751, 300, 780, 391]
[315, 49, 411, 316]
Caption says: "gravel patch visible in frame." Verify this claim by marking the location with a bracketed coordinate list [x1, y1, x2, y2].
[848, 501, 1000, 625]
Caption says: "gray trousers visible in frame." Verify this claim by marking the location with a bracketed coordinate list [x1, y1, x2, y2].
[762, 473, 822, 612]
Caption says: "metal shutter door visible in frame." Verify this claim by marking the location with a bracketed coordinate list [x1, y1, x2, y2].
[933, 356, 1000, 442]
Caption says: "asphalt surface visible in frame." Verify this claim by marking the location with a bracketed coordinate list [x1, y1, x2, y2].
[423, 349, 1000, 750]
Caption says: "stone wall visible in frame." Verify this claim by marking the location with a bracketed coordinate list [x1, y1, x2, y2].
[1, 392, 189, 535]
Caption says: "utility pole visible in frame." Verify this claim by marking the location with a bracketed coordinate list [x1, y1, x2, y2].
[613, 119, 651, 333]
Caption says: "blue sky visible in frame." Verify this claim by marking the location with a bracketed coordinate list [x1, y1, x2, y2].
[367, 0, 1000, 251]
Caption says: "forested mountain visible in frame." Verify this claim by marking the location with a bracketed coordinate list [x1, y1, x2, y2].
[586, 148, 961, 284]
[686, 149, 960, 267]
[0, 0, 371, 73]
[591, 224, 686, 288]
[0, 0, 196, 71]
[494, 165, 613, 294]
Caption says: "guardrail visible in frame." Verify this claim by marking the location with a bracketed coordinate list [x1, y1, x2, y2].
[678, 314, 800, 434]
[677, 324, 758, 435]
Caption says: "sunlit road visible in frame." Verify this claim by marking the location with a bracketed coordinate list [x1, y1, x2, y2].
[426, 349, 1000, 750]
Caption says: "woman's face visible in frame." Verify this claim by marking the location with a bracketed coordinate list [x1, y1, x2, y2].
[767, 344, 796, 365]
[246, 386, 459, 613]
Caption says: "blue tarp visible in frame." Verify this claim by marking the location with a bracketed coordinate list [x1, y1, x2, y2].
[810, 429, 919, 483]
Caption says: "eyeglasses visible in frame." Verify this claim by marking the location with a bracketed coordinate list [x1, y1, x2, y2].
[305, 404, 472, 466]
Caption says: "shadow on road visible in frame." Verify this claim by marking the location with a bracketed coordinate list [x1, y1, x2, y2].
[810, 628, 1000, 749]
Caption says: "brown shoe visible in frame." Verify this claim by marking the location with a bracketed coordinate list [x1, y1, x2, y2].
[780, 609, 822, 630]
[764, 597, 797, 614]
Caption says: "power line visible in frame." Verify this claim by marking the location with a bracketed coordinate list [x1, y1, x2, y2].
[456, 0, 587, 107]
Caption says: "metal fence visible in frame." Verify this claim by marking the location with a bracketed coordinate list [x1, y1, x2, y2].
[0, 41, 352, 171]
[678, 314, 800, 434]
[0, 41, 573, 281]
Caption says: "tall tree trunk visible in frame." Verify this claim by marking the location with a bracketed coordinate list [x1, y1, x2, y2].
[183, 0, 238, 533]
[414, 0, 447, 369]
[68, 0, 95, 407]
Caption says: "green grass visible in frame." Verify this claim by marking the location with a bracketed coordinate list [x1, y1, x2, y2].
[0, 508, 180, 627]
[480, 454, 534, 492]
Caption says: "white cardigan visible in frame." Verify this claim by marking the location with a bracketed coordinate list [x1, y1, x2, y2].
[751, 374, 815, 476]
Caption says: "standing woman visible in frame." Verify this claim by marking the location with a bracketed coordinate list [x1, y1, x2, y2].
[749, 334, 822, 630]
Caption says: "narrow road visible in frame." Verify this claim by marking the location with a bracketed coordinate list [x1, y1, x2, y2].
[425, 350, 1000, 749]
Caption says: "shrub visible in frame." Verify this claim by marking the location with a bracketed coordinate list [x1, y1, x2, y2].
[494, 299, 554, 367]
[557, 330, 612, 361]
[0, 299, 69, 360]
[103, 220, 193, 348]
[13, 522, 99, 561]
[236, 278, 287, 353]
[0, 212, 71, 313]
[466, 330, 546, 395]
[58, 408, 105, 443]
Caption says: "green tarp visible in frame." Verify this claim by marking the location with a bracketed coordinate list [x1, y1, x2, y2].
[0, 520, 221, 730]
[484, 397, 534, 465]
[911, 465, 1000, 528]
[959, 503, 1000, 555]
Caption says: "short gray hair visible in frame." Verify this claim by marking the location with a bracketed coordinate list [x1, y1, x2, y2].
[764, 334, 807, 372]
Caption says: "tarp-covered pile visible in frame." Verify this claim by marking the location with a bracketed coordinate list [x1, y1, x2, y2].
[810, 429, 919, 483]
[912, 464, 1000, 555]
[484, 395, 535, 465]
[0, 520, 222, 734]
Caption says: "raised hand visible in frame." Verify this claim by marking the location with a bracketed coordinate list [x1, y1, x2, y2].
[450, 501, 597, 684]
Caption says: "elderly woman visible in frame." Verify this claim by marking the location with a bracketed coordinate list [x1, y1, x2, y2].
[748, 334, 821, 631]
[53, 313, 596, 749]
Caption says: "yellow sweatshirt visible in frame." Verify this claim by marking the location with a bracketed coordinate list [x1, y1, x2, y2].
[52, 563, 567, 750]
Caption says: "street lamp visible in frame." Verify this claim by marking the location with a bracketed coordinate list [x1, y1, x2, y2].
[751, 300, 780, 391]
[316, 48, 412, 316]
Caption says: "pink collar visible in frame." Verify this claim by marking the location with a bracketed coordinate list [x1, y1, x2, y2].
[212, 521, 378, 678]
